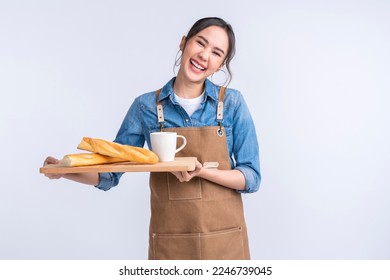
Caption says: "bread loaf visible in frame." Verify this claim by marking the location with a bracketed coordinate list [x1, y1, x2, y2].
[62, 153, 127, 167]
[77, 137, 159, 164]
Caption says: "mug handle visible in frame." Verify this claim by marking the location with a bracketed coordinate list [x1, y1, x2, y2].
[175, 135, 187, 154]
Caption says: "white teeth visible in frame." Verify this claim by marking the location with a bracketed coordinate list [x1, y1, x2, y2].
[190, 59, 205, 71]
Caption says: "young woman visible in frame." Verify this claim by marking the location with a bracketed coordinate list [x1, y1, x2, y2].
[44, 17, 261, 260]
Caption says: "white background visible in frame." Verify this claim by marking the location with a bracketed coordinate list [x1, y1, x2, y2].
[1, 0, 389, 259]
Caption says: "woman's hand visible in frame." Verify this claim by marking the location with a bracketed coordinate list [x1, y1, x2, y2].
[43, 156, 99, 186]
[171, 160, 203, 182]
[43, 156, 63, 180]
[172, 160, 246, 191]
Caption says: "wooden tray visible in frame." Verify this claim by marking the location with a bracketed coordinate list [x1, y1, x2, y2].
[40, 157, 197, 174]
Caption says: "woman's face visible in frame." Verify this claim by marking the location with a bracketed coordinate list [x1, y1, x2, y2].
[179, 25, 229, 84]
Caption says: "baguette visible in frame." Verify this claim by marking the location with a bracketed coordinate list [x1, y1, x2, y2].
[77, 137, 159, 164]
[62, 153, 128, 167]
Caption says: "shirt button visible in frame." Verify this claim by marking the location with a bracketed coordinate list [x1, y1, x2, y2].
[185, 119, 189, 122]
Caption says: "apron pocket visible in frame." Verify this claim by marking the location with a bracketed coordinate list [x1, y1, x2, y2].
[167, 173, 202, 200]
[152, 227, 245, 260]
[152, 232, 201, 260]
[201, 227, 245, 260]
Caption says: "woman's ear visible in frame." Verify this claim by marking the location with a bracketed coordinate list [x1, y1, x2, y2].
[179, 36, 186, 51]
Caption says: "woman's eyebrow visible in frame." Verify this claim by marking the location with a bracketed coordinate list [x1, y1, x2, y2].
[197, 35, 225, 54]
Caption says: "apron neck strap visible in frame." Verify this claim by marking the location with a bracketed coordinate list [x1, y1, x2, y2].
[156, 89, 164, 131]
[216, 86, 226, 136]
[155, 86, 226, 131]
[216, 86, 226, 122]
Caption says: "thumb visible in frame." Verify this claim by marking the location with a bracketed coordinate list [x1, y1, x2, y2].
[44, 156, 60, 165]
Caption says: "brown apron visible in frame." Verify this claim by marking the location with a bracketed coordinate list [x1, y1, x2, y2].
[148, 87, 250, 260]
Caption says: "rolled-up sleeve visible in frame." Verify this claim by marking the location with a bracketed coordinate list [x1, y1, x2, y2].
[232, 92, 261, 193]
[235, 165, 261, 193]
[95, 172, 123, 191]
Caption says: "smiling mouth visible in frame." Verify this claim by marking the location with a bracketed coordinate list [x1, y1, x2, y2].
[190, 59, 206, 71]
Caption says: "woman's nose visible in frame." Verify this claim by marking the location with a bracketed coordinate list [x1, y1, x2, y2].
[198, 49, 210, 61]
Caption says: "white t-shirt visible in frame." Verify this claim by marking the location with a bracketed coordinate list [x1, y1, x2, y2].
[174, 92, 205, 116]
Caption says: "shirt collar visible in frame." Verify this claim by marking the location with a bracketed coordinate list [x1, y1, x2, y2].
[157, 77, 219, 102]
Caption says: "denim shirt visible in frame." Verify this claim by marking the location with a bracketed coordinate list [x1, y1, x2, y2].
[97, 78, 261, 193]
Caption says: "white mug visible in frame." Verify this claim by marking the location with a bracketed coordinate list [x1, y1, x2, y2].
[150, 132, 187, 162]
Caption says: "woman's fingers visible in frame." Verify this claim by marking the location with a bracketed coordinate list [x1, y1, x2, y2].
[43, 156, 62, 179]
[171, 161, 203, 182]
[171, 171, 183, 182]
[188, 161, 203, 177]
[46, 174, 63, 180]
[44, 156, 60, 166]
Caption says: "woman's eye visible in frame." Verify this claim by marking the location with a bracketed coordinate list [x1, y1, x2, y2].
[213, 51, 221, 57]
[197, 41, 205, 47]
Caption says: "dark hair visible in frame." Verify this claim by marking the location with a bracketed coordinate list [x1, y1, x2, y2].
[181, 17, 236, 86]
